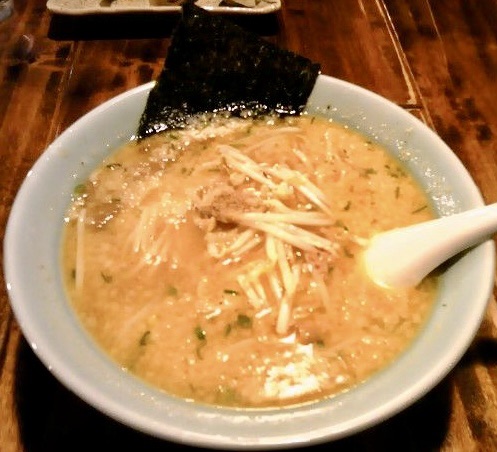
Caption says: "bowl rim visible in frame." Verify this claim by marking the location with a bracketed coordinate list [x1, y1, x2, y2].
[4, 74, 495, 449]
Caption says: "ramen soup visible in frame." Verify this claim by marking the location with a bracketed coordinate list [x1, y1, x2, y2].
[62, 114, 438, 408]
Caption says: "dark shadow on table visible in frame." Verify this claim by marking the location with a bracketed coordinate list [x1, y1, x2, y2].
[47, 11, 280, 41]
[15, 336, 482, 452]
[18, 333, 497, 450]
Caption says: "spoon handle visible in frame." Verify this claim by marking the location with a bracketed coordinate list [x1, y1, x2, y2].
[363, 203, 497, 288]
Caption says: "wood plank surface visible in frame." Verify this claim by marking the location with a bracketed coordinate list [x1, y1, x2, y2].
[1, 0, 497, 450]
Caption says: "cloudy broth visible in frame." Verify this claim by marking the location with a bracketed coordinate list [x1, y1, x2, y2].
[62, 114, 437, 408]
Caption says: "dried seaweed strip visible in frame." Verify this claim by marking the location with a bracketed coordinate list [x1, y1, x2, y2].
[137, 2, 321, 139]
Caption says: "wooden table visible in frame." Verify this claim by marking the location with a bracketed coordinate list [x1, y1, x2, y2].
[1, 0, 497, 450]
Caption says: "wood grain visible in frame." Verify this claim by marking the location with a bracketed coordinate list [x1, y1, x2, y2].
[1, 0, 497, 450]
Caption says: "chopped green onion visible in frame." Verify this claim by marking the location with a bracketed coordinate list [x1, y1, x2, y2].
[101, 272, 113, 283]
[237, 314, 252, 329]
[194, 326, 206, 341]
[73, 184, 86, 195]
[216, 386, 237, 404]
[412, 205, 428, 214]
[362, 168, 377, 177]
[139, 330, 151, 346]
[385, 164, 406, 178]
[181, 167, 194, 176]
[333, 220, 349, 231]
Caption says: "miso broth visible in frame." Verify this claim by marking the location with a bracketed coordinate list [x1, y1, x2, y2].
[62, 114, 438, 408]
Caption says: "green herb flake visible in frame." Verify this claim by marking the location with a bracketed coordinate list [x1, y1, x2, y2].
[101, 272, 113, 283]
[181, 167, 193, 176]
[139, 330, 151, 346]
[385, 164, 407, 178]
[362, 168, 377, 177]
[73, 183, 86, 196]
[412, 204, 428, 214]
[224, 289, 239, 296]
[333, 220, 349, 231]
[342, 201, 351, 211]
[167, 285, 178, 297]
[216, 385, 238, 404]
[237, 314, 253, 329]
[315, 339, 325, 347]
[194, 326, 206, 341]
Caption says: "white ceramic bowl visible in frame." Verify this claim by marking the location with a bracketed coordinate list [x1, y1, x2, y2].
[4, 75, 495, 449]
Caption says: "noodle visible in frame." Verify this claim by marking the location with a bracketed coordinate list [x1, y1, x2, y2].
[62, 114, 438, 408]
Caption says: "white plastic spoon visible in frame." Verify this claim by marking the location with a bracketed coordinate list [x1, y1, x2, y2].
[363, 202, 497, 289]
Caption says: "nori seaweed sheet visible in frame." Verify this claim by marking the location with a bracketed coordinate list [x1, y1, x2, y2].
[137, 2, 321, 140]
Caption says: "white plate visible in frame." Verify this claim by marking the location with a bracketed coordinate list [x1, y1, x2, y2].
[46, 0, 281, 15]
